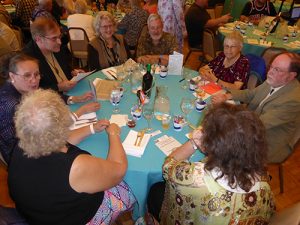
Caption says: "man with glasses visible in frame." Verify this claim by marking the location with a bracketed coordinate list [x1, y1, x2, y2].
[212, 52, 300, 163]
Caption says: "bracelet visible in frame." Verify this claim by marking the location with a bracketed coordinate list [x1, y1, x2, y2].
[107, 131, 120, 136]
[71, 112, 79, 121]
[68, 96, 74, 105]
[190, 139, 198, 150]
[90, 124, 95, 134]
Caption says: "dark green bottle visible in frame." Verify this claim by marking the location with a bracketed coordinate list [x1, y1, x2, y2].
[142, 64, 153, 98]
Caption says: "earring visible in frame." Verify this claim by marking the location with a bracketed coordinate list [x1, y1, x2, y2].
[11, 80, 15, 83]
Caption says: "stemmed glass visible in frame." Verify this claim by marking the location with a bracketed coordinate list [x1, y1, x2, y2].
[180, 97, 194, 122]
[143, 106, 154, 132]
[181, 68, 192, 89]
[110, 89, 121, 113]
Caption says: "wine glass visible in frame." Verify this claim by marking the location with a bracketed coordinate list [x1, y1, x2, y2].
[181, 68, 192, 89]
[180, 97, 194, 122]
[110, 89, 121, 113]
[143, 106, 154, 132]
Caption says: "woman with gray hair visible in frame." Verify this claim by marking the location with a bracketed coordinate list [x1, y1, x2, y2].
[199, 31, 250, 90]
[8, 89, 136, 225]
[67, 0, 96, 41]
[88, 11, 127, 70]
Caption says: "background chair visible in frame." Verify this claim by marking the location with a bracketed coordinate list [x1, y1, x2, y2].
[202, 29, 217, 64]
[245, 54, 266, 89]
[68, 27, 90, 68]
[269, 201, 300, 225]
[261, 47, 287, 68]
[206, 7, 215, 19]
[214, 3, 224, 18]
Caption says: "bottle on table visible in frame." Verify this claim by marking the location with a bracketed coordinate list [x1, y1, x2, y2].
[142, 64, 153, 99]
[268, 12, 281, 34]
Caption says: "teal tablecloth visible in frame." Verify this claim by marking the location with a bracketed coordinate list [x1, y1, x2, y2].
[218, 24, 300, 56]
[67, 69, 205, 219]
[223, 0, 292, 20]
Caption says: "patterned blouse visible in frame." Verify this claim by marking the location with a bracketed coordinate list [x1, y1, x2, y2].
[118, 6, 149, 47]
[160, 157, 275, 225]
[208, 52, 250, 89]
[136, 28, 178, 57]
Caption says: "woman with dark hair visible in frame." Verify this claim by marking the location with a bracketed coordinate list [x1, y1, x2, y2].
[147, 103, 275, 225]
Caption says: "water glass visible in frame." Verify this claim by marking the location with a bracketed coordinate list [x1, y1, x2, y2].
[110, 89, 121, 113]
[143, 106, 154, 132]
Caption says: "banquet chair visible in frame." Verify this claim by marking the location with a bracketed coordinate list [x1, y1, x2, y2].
[183, 42, 202, 66]
[201, 29, 217, 65]
[214, 3, 224, 18]
[206, 7, 215, 19]
[246, 54, 266, 89]
[268, 130, 300, 194]
[68, 27, 90, 68]
[261, 47, 287, 68]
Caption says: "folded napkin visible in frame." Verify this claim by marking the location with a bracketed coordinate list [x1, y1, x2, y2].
[247, 39, 259, 45]
[259, 40, 272, 47]
[200, 82, 222, 95]
[123, 130, 151, 157]
[69, 112, 97, 130]
[110, 114, 128, 127]
[102, 67, 117, 80]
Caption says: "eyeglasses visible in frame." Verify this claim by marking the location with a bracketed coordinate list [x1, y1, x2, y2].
[224, 45, 238, 49]
[12, 72, 41, 81]
[269, 65, 289, 74]
[100, 24, 114, 30]
[41, 34, 63, 42]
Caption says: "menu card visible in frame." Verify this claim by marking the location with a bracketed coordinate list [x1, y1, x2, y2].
[155, 135, 182, 156]
[93, 78, 120, 100]
[168, 51, 184, 75]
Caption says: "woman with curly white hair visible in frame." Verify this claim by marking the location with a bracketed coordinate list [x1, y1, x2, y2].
[8, 89, 136, 225]
[88, 11, 128, 70]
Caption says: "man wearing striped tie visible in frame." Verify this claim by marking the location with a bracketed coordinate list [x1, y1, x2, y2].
[212, 52, 300, 163]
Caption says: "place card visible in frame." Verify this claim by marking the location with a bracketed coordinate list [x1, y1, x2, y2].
[155, 135, 182, 156]
[168, 51, 184, 75]
[247, 39, 259, 45]
[259, 40, 272, 46]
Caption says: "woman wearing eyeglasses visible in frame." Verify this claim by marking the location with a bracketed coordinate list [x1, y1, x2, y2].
[88, 11, 128, 70]
[199, 31, 250, 90]
[0, 52, 108, 165]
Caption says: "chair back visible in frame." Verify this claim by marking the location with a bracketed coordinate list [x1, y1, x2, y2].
[214, 3, 224, 18]
[206, 7, 215, 19]
[246, 54, 266, 85]
[202, 29, 216, 62]
[269, 202, 300, 225]
[68, 27, 90, 60]
[261, 47, 287, 68]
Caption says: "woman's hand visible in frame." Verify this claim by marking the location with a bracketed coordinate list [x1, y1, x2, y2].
[75, 102, 101, 118]
[58, 80, 77, 91]
[200, 67, 217, 83]
[192, 128, 203, 148]
[71, 69, 85, 77]
[106, 123, 121, 136]
[93, 119, 110, 133]
[72, 92, 94, 103]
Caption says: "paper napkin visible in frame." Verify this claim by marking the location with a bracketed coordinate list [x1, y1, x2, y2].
[71, 70, 96, 82]
[123, 130, 151, 157]
[110, 114, 128, 127]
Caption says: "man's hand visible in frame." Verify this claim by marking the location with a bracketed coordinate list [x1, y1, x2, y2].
[72, 92, 94, 103]
[211, 93, 230, 104]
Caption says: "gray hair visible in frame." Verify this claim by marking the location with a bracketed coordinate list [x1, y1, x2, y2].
[30, 17, 60, 40]
[14, 89, 72, 158]
[224, 31, 244, 48]
[93, 11, 116, 37]
[147, 13, 162, 26]
[75, 0, 88, 14]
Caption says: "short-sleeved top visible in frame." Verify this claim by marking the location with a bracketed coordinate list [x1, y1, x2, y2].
[241, 0, 277, 21]
[208, 52, 250, 89]
[136, 28, 178, 57]
[8, 144, 104, 225]
[118, 6, 148, 47]
[14, 0, 36, 27]
[185, 3, 211, 48]
[160, 157, 275, 225]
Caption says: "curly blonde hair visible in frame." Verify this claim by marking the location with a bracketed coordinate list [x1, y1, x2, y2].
[14, 89, 73, 158]
[93, 11, 116, 37]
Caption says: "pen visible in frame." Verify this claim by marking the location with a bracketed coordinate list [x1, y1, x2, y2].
[179, 78, 185, 82]
[107, 70, 117, 80]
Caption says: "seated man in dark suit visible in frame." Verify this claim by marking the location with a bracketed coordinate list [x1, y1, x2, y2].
[185, 0, 231, 49]
[212, 52, 300, 163]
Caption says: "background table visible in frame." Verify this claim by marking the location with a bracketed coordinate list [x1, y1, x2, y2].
[223, 0, 292, 20]
[67, 69, 205, 219]
[218, 24, 300, 56]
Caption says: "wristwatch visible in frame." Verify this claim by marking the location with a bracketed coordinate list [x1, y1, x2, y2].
[67, 96, 74, 105]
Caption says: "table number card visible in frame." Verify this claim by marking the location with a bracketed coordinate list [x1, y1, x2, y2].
[168, 51, 184, 75]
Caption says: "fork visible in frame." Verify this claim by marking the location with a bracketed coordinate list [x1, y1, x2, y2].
[137, 131, 145, 147]
[134, 131, 142, 146]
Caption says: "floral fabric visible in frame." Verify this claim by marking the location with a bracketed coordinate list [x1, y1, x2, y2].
[158, 0, 186, 52]
[208, 52, 250, 89]
[160, 157, 275, 225]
